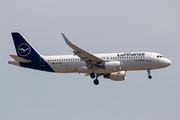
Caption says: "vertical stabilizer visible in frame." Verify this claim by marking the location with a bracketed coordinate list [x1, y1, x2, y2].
[11, 32, 41, 60]
[10, 32, 54, 72]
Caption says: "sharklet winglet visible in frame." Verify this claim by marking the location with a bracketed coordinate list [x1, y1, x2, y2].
[61, 33, 71, 44]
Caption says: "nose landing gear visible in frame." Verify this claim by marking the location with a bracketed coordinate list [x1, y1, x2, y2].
[148, 75, 152, 79]
[147, 70, 152, 79]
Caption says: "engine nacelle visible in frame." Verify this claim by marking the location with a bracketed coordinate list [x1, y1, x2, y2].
[104, 71, 126, 81]
[103, 61, 121, 72]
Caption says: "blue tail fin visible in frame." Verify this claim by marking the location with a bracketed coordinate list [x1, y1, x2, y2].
[11, 32, 54, 72]
[11, 32, 40, 60]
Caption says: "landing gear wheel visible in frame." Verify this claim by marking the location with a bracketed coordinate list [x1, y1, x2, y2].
[147, 70, 152, 79]
[90, 72, 95, 79]
[93, 79, 99, 85]
[148, 75, 152, 79]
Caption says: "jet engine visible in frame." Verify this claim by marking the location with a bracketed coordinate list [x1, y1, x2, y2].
[104, 71, 126, 81]
[103, 61, 121, 72]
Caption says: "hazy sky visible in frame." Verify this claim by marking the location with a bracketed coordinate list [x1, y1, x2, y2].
[1, 0, 180, 120]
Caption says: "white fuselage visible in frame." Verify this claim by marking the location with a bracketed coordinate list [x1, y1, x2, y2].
[41, 52, 171, 74]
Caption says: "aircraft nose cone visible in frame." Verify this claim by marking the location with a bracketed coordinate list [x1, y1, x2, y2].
[164, 59, 172, 67]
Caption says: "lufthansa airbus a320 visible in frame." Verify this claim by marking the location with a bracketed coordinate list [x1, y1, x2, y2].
[9, 32, 171, 85]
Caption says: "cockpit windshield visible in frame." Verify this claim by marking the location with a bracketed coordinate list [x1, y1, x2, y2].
[157, 55, 164, 58]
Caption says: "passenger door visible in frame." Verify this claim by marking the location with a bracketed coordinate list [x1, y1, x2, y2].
[146, 52, 151, 68]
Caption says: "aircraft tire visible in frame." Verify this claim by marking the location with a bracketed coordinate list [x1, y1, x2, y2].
[90, 72, 95, 79]
[148, 75, 152, 79]
[93, 79, 99, 85]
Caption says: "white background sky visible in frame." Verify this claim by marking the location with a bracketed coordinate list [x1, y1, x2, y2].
[1, 0, 179, 120]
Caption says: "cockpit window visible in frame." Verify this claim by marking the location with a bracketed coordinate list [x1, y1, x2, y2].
[157, 55, 164, 58]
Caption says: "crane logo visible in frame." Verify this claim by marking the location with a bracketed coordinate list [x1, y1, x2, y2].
[17, 43, 31, 57]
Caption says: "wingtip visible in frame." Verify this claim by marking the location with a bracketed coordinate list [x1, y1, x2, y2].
[61, 33, 70, 43]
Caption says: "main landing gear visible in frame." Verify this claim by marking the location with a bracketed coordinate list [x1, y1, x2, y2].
[147, 70, 152, 79]
[90, 72, 100, 85]
[90, 72, 95, 79]
[93, 79, 99, 85]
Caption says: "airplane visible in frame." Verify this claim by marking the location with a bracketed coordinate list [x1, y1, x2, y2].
[9, 32, 172, 85]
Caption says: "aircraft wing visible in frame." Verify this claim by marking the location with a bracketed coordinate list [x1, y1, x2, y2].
[62, 33, 104, 67]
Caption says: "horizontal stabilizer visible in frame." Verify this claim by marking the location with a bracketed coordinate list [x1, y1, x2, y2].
[10, 55, 31, 63]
